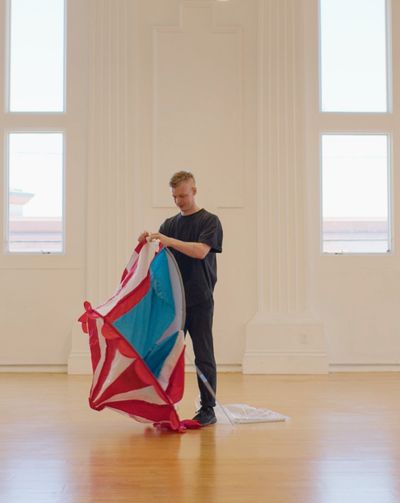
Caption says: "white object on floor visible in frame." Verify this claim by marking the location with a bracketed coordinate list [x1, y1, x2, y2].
[215, 403, 289, 424]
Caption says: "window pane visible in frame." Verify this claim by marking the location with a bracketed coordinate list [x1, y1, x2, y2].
[7, 133, 64, 253]
[9, 0, 65, 112]
[322, 135, 390, 253]
[320, 0, 388, 112]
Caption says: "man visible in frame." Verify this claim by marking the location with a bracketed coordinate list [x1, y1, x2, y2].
[138, 171, 223, 426]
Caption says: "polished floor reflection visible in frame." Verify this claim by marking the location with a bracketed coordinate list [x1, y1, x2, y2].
[1, 372, 399, 502]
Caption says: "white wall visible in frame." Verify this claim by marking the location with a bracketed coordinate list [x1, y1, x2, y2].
[2, 0, 399, 373]
[68, 0, 259, 373]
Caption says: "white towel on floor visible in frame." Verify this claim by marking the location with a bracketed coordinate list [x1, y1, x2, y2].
[215, 403, 289, 424]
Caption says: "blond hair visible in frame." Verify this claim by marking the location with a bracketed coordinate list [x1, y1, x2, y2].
[169, 171, 196, 188]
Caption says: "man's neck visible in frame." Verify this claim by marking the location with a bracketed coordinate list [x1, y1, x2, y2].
[180, 204, 201, 216]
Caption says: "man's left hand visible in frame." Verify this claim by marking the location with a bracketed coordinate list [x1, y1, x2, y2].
[147, 232, 171, 247]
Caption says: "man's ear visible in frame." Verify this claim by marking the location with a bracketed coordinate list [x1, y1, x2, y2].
[192, 186, 197, 195]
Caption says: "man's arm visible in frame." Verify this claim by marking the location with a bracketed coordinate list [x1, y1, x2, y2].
[148, 232, 211, 260]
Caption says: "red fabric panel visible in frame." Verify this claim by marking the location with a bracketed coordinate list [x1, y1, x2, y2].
[165, 349, 185, 403]
[91, 359, 159, 408]
[106, 276, 150, 322]
[88, 319, 101, 372]
[107, 400, 180, 428]
[89, 337, 118, 402]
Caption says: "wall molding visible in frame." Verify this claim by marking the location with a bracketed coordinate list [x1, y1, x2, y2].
[3, 363, 398, 374]
[0, 365, 67, 373]
[67, 351, 92, 375]
[329, 364, 400, 373]
[185, 363, 242, 373]
[243, 0, 327, 374]
[68, 0, 134, 374]
[152, 0, 245, 208]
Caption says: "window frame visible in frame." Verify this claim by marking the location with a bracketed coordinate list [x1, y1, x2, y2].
[4, 129, 66, 255]
[316, 0, 394, 256]
[0, 0, 88, 270]
[2, 0, 70, 262]
[319, 131, 393, 255]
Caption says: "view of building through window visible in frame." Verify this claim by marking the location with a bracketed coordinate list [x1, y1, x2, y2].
[321, 135, 389, 253]
[7, 133, 64, 253]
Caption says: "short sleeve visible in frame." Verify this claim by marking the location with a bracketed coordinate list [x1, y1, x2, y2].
[198, 215, 223, 253]
[159, 219, 168, 234]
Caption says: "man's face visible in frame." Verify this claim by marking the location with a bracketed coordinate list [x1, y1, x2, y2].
[172, 180, 197, 214]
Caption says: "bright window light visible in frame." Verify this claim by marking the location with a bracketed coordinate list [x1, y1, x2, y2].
[321, 135, 390, 254]
[320, 0, 388, 112]
[7, 133, 64, 253]
[9, 0, 65, 112]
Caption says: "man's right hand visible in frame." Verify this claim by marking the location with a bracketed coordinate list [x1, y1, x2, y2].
[137, 231, 149, 243]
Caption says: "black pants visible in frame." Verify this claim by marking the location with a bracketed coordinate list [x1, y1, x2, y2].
[184, 299, 216, 408]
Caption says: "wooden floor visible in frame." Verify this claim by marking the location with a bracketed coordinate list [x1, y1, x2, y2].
[1, 372, 400, 503]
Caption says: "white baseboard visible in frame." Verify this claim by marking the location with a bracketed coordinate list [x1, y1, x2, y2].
[2, 362, 398, 374]
[243, 315, 329, 374]
[329, 364, 400, 372]
[0, 364, 67, 373]
[185, 363, 242, 373]
[68, 350, 243, 375]
[68, 351, 92, 374]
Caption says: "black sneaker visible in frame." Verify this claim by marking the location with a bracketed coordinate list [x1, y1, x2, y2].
[192, 406, 217, 427]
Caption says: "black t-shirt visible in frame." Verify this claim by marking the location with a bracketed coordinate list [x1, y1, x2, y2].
[159, 209, 223, 307]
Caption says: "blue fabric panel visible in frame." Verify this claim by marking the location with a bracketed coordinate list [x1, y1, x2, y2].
[112, 250, 176, 360]
[144, 331, 179, 378]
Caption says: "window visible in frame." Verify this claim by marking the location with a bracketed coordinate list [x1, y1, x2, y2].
[320, 0, 388, 112]
[319, 0, 391, 254]
[321, 134, 390, 253]
[8, 0, 66, 112]
[7, 133, 64, 253]
[4, 0, 66, 255]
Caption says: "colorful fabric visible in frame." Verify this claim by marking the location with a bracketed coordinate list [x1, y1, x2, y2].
[79, 241, 200, 432]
